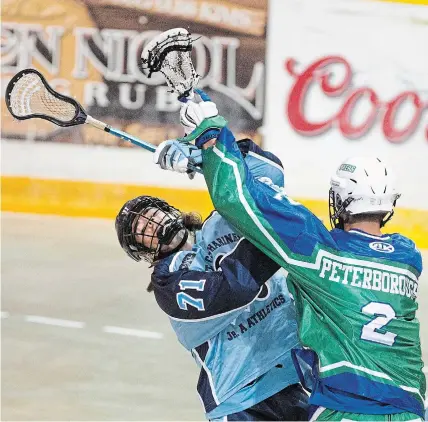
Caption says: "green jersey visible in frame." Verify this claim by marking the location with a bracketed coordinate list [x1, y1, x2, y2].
[201, 126, 425, 417]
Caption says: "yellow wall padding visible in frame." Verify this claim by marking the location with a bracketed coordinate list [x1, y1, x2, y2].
[2, 176, 427, 248]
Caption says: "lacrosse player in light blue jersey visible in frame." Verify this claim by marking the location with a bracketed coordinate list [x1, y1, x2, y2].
[115, 101, 309, 420]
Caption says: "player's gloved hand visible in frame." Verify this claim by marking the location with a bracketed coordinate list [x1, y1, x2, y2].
[179, 89, 228, 148]
[153, 139, 202, 179]
[180, 99, 218, 135]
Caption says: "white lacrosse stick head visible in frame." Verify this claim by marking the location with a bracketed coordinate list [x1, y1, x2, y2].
[141, 28, 199, 99]
[5, 68, 87, 127]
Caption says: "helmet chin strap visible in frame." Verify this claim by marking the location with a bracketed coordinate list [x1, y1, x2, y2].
[380, 196, 399, 228]
[381, 209, 394, 228]
[156, 229, 189, 261]
[171, 229, 189, 254]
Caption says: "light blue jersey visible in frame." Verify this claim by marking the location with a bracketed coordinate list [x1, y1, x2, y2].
[151, 141, 302, 419]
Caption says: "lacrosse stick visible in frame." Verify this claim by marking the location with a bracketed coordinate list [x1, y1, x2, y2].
[5, 68, 202, 173]
[141, 28, 200, 101]
[141, 28, 228, 142]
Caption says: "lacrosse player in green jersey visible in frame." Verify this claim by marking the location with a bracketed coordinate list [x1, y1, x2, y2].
[154, 96, 425, 421]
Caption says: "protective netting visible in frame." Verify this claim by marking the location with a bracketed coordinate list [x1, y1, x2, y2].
[141, 28, 199, 98]
[8, 72, 76, 121]
[160, 49, 198, 98]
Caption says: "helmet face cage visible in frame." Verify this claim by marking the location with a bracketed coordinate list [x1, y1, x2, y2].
[116, 196, 186, 263]
[329, 188, 353, 229]
[329, 188, 340, 229]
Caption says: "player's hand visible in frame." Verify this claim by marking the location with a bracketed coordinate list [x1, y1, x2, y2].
[153, 139, 202, 179]
[180, 100, 219, 135]
[179, 89, 228, 148]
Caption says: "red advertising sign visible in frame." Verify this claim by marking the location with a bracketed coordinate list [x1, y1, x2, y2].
[286, 56, 428, 143]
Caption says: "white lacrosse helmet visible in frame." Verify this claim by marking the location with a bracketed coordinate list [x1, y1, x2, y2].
[329, 156, 401, 228]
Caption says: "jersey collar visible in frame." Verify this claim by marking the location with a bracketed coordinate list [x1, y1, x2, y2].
[348, 229, 391, 240]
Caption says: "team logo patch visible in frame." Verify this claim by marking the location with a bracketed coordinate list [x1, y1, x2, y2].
[339, 164, 356, 173]
[178, 252, 196, 270]
[369, 241, 395, 253]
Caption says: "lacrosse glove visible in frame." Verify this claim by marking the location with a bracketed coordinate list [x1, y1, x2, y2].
[179, 89, 228, 148]
[180, 100, 219, 135]
[153, 139, 202, 179]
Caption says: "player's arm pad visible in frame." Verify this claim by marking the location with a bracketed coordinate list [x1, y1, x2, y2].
[151, 239, 279, 320]
[237, 138, 283, 169]
[239, 138, 285, 187]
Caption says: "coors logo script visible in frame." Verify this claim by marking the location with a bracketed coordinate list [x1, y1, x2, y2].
[286, 56, 428, 143]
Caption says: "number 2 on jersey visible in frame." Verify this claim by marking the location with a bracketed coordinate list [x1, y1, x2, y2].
[360, 301, 397, 346]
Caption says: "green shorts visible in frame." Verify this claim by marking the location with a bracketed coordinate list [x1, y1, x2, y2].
[311, 407, 422, 421]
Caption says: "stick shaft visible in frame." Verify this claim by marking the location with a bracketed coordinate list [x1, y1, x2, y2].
[106, 127, 157, 152]
[85, 115, 156, 152]
[85, 115, 202, 173]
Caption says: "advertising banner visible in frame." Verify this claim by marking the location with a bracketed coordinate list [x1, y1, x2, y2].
[1, 0, 268, 146]
[265, 0, 428, 210]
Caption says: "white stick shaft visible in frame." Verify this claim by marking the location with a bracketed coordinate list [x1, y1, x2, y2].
[85, 115, 107, 130]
